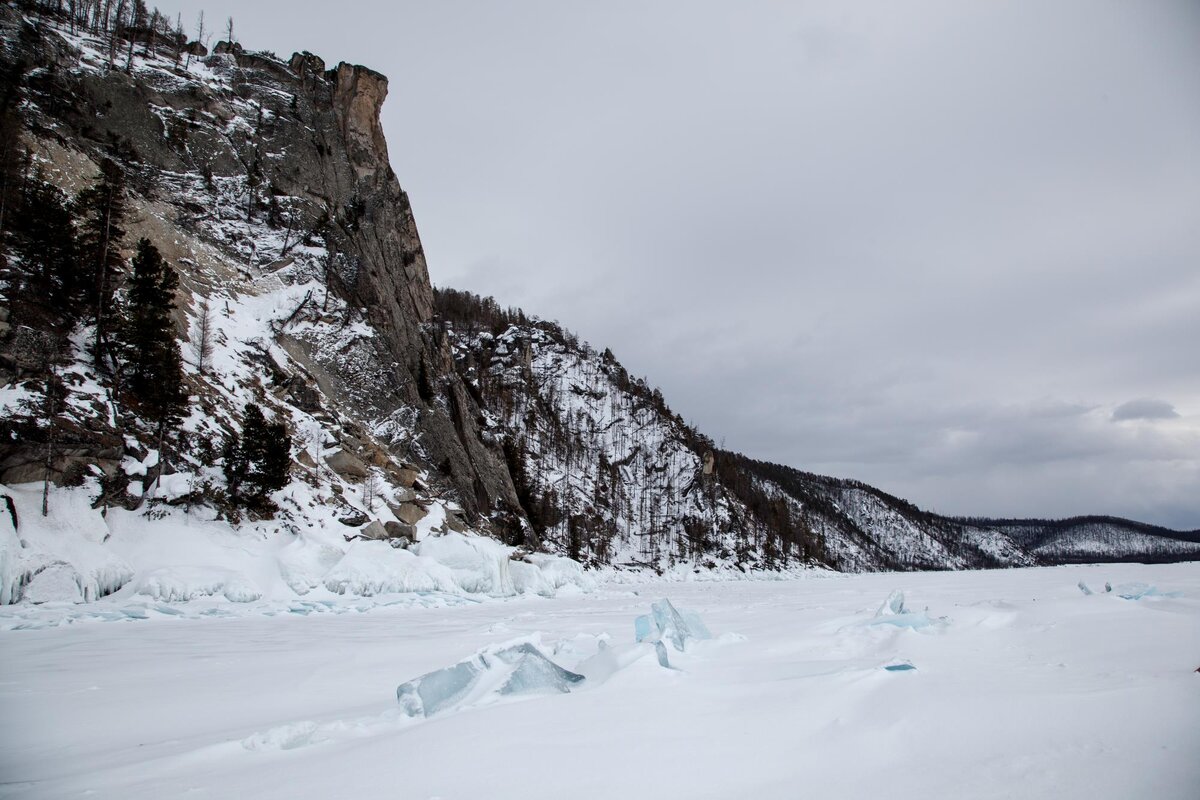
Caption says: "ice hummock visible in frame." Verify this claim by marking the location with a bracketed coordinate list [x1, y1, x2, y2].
[865, 590, 943, 631]
[396, 639, 584, 718]
[1113, 582, 1181, 601]
[634, 598, 712, 651]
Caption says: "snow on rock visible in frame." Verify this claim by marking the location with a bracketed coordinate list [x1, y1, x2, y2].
[133, 566, 262, 603]
[22, 562, 87, 604]
[0, 480, 600, 611]
[412, 533, 516, 596]
[277, 535, 346, 596]
[323, 541, 459, 596]
[1, 484, 134, 604]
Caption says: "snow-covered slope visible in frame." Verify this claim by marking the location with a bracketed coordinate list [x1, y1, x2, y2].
[438, 313, 814, 569]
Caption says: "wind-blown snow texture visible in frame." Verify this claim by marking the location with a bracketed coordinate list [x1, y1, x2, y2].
[1, 563, 1197, 799]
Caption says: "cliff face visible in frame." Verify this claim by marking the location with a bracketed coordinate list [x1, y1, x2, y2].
[0, 7, 1194, 603]
[0, 8, 519, 529]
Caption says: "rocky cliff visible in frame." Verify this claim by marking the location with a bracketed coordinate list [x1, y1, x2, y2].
[0, 7, 1195, 607]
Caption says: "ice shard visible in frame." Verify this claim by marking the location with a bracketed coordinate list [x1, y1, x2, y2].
[654, 640, 671, 668]
[876, 590, 906, 616]
[396, 641, 584, 718]
[633, 598, 712, 652]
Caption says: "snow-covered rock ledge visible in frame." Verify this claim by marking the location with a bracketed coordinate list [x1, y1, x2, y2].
[0, 481, 830, 630]
[0, 481, 592, 616]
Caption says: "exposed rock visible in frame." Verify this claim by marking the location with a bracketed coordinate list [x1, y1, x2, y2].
[332, 62, 390, 176]
[0, 462, 46, 485]
[389, 486, 417, 505]
[338, 511, 369, 527]
[393, 467, 419, 488]
[360, 520, 388, 540]
[395, 502, 427, 525]
[385, 520, 416, 541]
[287, 379, 323, 413]
[289, 51, 326, 76]
[326, 449, 368, 479]
[184, 41, 207, 57]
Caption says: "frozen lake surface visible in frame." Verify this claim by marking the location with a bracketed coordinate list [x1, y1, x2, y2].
[2, 562, 1198, 799]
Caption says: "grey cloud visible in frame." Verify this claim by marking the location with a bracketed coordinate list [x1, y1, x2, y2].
[1112, 399, 1180, 422]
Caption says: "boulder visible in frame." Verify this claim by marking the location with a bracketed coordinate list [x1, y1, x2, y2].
[326, 448, 369, 478]
[393, 467, 419, 487]
[388, 486, 417, 506]
[385, 520, 416, 541]
[360, 520, 388, 540]
[395, 502, 427, 525]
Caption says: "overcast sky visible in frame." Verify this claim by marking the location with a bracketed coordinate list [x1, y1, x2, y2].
[168, 1, 1200, 529]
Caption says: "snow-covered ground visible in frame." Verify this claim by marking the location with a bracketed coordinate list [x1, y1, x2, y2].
[1, 562, 1197, 800]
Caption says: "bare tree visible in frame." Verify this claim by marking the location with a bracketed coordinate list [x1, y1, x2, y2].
[191, 296, 214, 375]
[186, 10, 205, 70]
[107, 0, 127, 70]
[31, 337, 67, 518]
[225, 15, 234, 45]
[362, 470, 381, 513]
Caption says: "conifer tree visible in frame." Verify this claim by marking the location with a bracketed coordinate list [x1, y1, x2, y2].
[223, 402, 290, 511]
[119, 239, 187, 459]
[8, 174, 81, 329]
[221, 430, 248, 503]
[76, 158, 128, 368]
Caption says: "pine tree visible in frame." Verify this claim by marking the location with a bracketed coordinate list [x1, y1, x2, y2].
[76, 158, 128, 368]
[221, 430, 248, 502]
[224, 402, 290, 512]
[7, 174, 81, 329]
[120, 239, 185, 417]
[244, 404, 289, 500]
[119, 238, 187, 484]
